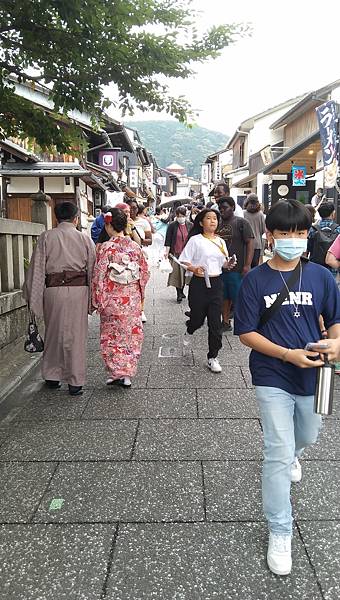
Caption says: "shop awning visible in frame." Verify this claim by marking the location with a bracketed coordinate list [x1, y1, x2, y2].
[0, 162, 90, 177]
[234, 173, 257, 187]
[263, 131, 321, 175]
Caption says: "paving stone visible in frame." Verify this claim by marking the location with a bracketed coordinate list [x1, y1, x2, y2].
[304, 420, 340, 460]
[193, 347, 249, 366]
[106, 523, 321, 600]
[134, 419, 262, 460]
[0, 428, 10, 447]
[198, 388, 259, 418]
[83, 389, 197, 419]
[326, 389, 340, 419]
[34, 462, 204, 523]
[292, 461, 340, 520]
[147, 365, 246, 389]
[0, 421, 137, 461]
[0, 462, 56, 523]
[204, 461, 263, 521]
[138, 348, 194, 366]
[298, 521, 340, 600]
[0, 523, 113, 600]
[88, 368, 149, 388]
[15, 390, 90, 422]
[240, 366, 254, 388]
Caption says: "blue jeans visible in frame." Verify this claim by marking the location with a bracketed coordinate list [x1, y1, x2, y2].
[255, 386, 322, 536]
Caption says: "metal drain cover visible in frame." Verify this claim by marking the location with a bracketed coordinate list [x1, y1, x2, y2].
[158, 346, 182, 358]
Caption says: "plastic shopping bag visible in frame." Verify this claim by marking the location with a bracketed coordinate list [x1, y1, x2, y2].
[159, 257, 173, 274]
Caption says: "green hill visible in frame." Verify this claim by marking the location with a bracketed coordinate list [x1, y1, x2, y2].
[126, 120, 229, 179]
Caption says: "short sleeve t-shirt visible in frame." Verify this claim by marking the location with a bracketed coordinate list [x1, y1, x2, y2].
[179, 234, 227, 277]
[218, 217, 254, 273]
[234, 261, 340, 395]
[329, 234, 340, 259]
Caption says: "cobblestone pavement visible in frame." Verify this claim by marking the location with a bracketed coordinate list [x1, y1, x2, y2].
[0, 268, 340, 599]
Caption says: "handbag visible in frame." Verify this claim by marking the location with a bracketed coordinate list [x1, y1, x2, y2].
[24, 309, 44, 353]
[159, 257, 173, 274]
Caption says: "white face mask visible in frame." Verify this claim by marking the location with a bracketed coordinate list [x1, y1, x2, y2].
[177, 217, 186, 224]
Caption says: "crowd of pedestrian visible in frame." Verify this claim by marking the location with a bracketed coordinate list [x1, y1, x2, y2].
[24, 184, 340, 579]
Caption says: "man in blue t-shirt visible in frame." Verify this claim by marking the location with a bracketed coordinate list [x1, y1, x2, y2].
[234, 199, 340, 577]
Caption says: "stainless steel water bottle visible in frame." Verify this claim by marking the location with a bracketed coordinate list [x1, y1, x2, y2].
[314, 357, 335, 415]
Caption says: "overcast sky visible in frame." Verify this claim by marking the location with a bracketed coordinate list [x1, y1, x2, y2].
[111, 0, 340, 136]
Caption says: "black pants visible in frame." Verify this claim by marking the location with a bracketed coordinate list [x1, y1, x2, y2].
[187, 275, 222, 359]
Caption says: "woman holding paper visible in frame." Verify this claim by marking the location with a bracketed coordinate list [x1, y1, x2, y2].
[179, 208, 235, 373]
[164, 206, 193, 302]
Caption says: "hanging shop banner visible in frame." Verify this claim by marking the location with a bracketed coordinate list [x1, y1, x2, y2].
[292, 165, 306, 186]
[98, 150, 118, 172]
[315, 101, 338, 188]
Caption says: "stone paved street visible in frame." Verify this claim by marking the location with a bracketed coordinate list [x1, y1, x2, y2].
[0, 268, 340, 599]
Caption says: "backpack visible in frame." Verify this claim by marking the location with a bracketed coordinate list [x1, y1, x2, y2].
[310, 223, 339, 265]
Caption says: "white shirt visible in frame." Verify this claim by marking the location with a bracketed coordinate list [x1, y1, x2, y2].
[134, 216, 151, 240]
[179, 234, 228, 276]
[234, 204, 244, 218]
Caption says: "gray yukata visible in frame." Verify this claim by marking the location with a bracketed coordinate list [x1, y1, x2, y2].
[24, 222, 96, 386]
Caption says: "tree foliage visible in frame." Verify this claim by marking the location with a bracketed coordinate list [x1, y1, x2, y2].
[0, 0, 249, 151]
[127, 120, 229, 178]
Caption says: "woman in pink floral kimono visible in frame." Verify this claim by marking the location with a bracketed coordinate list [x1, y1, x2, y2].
[92, 208, 149, 387]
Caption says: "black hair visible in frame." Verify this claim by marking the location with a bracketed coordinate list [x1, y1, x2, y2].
[54, 201, 78, 222]
[304, 204, 316, 220]
[318, 201, 335, 219]
[265, 199, 312, 232]
[102, 205, 113, 214]
[137, 203, 146, 215]
[97, 208, 127, 244]
[205, 201, 214, 209]
[187, 208, 220, 239]
[244, 193, 260, 213]
[97, 227, 110, 244]
[215, 182, 230, 195]
[176, 206, 186, 216]
[156, 207, 161, 215]
[218, 196, 235, 210]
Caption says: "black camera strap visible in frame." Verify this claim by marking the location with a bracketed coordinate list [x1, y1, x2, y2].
[258, 259, 305, 328]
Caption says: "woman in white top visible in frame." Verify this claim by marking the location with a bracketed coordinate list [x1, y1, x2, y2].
[179, 208, 235, 373]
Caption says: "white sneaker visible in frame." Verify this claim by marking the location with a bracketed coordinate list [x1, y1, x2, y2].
[291, 457, 302, 483]
[183, 332, 191, 347]
[122, 377, 131, 387]
[207, 358, 222, 373]
[267, 532, 292, 576]
[141, 311, 147, 323]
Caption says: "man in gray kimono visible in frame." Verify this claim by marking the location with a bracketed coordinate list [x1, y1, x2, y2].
[24, 202, 96, 395]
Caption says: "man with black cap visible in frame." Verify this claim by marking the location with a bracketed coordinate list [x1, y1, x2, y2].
[24, 202, 96, 395]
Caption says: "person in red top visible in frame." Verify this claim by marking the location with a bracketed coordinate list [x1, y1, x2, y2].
[164, 206, 193, 302]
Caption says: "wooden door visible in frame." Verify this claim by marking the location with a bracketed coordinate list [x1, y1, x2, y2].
[7, 197, 32, 222]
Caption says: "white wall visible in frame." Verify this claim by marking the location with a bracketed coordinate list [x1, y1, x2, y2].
[248, 103, 298, 156]
[44, 177, 75, 193]
[7, 177, 39, 193]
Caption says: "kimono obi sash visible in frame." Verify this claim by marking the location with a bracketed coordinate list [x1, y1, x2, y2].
[46, 270, 88, 287]
[108, 254, 140, 285]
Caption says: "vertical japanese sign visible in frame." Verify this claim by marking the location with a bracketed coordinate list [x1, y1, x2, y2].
[129, 168, 139, 189]
[292, 165, 306, 186]
[316, 101, 338, 188]
[201, 164, 210, 184]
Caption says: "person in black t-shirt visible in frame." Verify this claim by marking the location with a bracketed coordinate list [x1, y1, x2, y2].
[217, 196, 254, 331]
